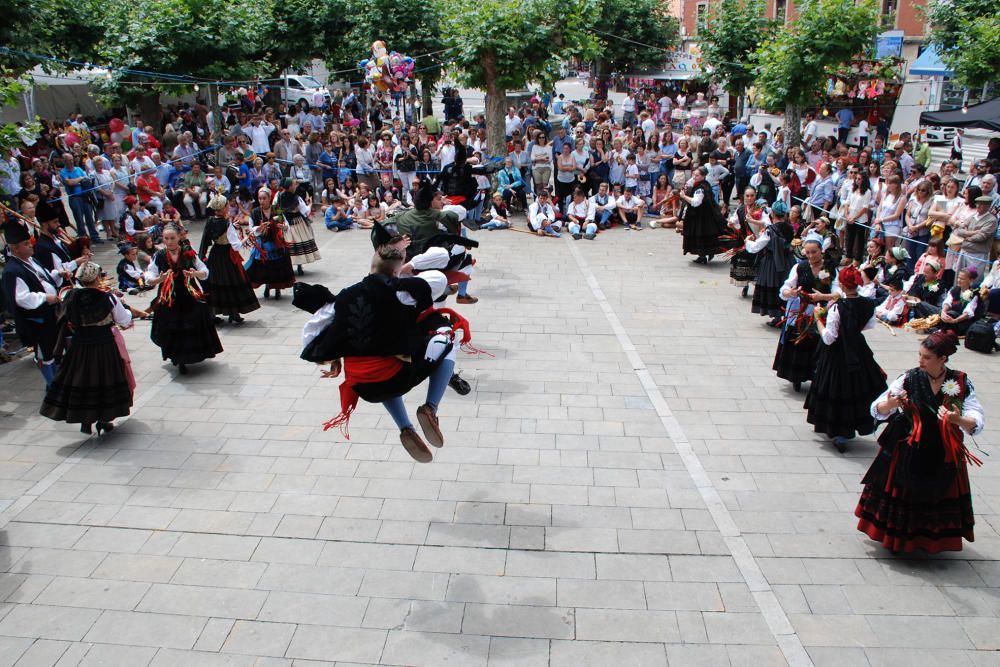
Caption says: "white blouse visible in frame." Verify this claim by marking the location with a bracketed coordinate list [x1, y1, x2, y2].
[820, 299, 876, 345]
[871, 372, 985, 436]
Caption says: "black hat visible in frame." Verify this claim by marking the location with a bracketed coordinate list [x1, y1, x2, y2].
[414, 182, 437, 210]
[3, 222, 33, 245]
[117, 241, 136, 255]
[370, 221, 392, 249]
[291, 282, 335, 314]
[884, 271, 905, 290]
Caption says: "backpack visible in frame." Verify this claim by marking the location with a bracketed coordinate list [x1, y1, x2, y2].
[964, 318, 996, 354]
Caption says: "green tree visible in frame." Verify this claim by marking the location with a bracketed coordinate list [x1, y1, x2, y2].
[591, 0, 679, 100]
[443, 0, 599, 156]
[91, 0, 269, 136]
[925, 0, 1000, 90]
[753, 0, 878, 149]
[0, 75, 41, 152]
[698, 0, 777, 118]
[331, 0, 448, 116]
[0, 0, 104, 75]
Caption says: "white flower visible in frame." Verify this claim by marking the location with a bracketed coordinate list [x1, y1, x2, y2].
[818, 270, 830, 281]
[888, 265, 897, 274]
[941, 379, 961, 397]
[928, 283, 939, 292]
[961, 289, 973, 301]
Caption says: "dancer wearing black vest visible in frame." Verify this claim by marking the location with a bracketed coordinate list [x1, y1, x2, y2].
[1, 222, 62, 386]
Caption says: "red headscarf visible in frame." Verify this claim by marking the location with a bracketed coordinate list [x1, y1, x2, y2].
[838, 266, 863, 291]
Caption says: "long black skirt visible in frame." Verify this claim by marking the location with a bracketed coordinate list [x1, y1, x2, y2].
[751, 285, 784, 318]
[40, 331, 133, 424]
[772, 330, 819, 385]
[682, 209, 721, 257]
[245, 245, 296, 290]
[150, 287, 223, 365]
[730, 251, 757, 285]
[804, 344, 886, 439]
[205, 245, 260, 317]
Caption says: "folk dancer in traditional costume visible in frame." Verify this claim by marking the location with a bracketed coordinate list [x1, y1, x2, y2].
[276, 178, 320, 276]
[40, 262, 135, 435]
[1, 222, 61, 385]
[199, 194, 260, 324]
[246, 187, 296, 300]
[772, 233, 839, 391]
[301, 246, 474, 462]
[857, 331, 985, 553]
[679, 166, 724, 264]
[394, 182, 478, 304]
[803, 266, 887, 452]
[746, 200, 795, 325]
[116, 242, 147, 293]
[721, 188, 767, 297]
[145, 223, 223, 374]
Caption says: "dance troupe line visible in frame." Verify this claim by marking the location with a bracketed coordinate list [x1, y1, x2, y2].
[669, 180, 988, 554]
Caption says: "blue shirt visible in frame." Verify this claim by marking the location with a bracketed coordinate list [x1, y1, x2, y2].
[59, 166, 86, 196]
[811, 176, 835, 208]
[238, 163, 252, 191]
[317, 150, 338, 179]
[836, 108, 854, 129]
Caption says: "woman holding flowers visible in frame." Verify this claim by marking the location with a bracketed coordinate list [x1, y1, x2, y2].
[804, 266, 887, 452]
[772, 233, 839, 392]
[857, 330, 984, 553]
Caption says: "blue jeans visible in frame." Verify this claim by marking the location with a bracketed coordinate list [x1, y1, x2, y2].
[594, 209, 613, 228]
[381, 356, 456, 430]
[69, 197, 100, 240]
[325, 215, 352, 231]
[904, 233, 929, 272]
[481, 220, 509, 230]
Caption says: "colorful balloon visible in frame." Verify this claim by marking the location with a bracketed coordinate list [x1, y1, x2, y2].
[109, 117, 124, 133]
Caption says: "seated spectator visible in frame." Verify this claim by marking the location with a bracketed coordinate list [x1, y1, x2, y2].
[324, 196, 353, 231]
[588, 181, 616, 230]
[528, 189, 561, 237]
[617, 187, 645, 231]
[497, 157, 528, 210]
[482, 192, 511, 230]
[565, 187, 597, 240]
[938, 267, 981, 335]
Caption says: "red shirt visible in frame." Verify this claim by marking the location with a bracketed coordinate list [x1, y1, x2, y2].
[135, 173, 162, 203]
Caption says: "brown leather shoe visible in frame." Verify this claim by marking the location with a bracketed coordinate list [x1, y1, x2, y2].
[399, 427, 433, 463]
[416, 404, 444, 447]
[456, 295, 478, 304]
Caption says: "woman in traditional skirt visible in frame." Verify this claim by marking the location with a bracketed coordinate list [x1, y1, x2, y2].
[40, 262, 134, 435]
[804, 266, 887, 452]
[246, 187, 296, 300]
[145, 223, 223, 374]
[772, 233, 839, 391]
[276, 178, 320, 276]
[198, 194, 260, 324]
[679, 166, 723, 264]
[746, 200, 795, 326]
[721, 188, 765, 297]
[857, 331, 985, 553]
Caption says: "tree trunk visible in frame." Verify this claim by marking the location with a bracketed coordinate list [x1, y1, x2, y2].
[483, 51, 507, 158]
[783, 103, 802, 152]
[137, 92, 162, 138]
[419, 73, 434, 117]
[593, 58, 612, 102]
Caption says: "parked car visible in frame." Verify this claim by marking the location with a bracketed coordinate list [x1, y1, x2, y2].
[261, 75, 331, 109]
[923, 125, 955, 145]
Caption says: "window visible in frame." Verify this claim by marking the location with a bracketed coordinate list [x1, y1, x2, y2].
[696, 2, 707, 34]
[775, 0, 787, 23]
[880, 0, 897, 28]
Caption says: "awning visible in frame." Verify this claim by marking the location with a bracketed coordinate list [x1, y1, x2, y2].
[920, 97, 1000, 132]
[625, 70, 698, 81]
[909, 47, 953, 78]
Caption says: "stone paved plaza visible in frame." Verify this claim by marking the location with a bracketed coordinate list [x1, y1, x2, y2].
[0, 215, 998, 667]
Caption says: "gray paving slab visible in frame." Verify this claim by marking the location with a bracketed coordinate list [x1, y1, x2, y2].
[0, 213, 998, 665]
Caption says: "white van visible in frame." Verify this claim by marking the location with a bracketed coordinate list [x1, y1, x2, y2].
[262, 74, 331, 109]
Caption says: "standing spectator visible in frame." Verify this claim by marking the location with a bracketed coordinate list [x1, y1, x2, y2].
[243, 116, 275, 155]
[733, 138, 752, 199]
[59, 153, 101, 243]
[835, 106, 854, 144]
[621, 91, 637, 128]
[950, 128, 963, 171]
[530, 133, 553, 194]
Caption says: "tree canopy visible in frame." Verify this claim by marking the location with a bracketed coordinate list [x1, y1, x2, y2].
[442, 0, 599, 154]
[925, 0, 1000, 90]
[754, 0, 878, 146]
[593, 0, 679, 75]
[698, 0, 777, 98]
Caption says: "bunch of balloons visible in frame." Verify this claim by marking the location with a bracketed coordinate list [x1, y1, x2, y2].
[358, 40, 414, 94]
[108, 117, 133, 151]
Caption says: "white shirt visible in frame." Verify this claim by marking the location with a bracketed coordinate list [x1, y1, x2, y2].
[875, 292, 907, 323]
[641, 118, 656, 136]
[588, 193, 616, 216]
[528, 201, 557, 230]
[144, 253, 210, 281]
[872, 373, 984, 436]
[622, 96, 636, 113]
[243, 122, 275, 154]
[820, 299, 876, 345]
[802, 120, 818, 144]
[10, 257, 58, 310]
[504, 115, 522, 136]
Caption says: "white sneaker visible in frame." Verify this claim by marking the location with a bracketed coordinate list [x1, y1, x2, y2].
[649, 220, 659, 228]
